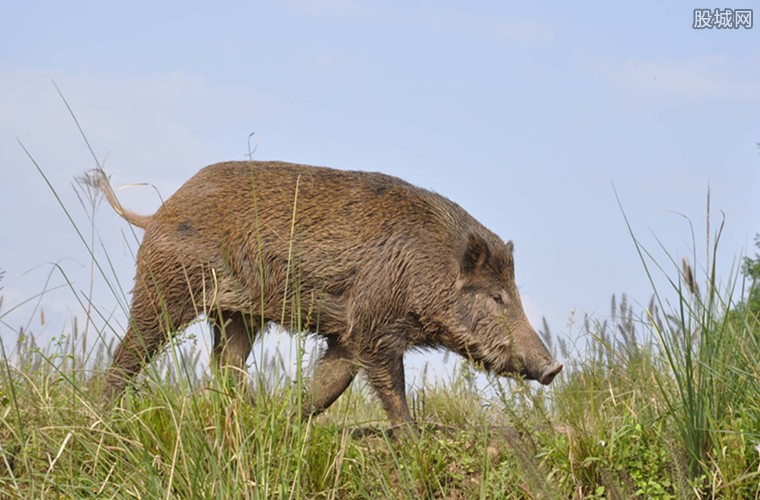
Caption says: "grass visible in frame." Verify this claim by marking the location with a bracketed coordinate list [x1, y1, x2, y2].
[1, 151, 759, 497]
[3, 255, 760, 498]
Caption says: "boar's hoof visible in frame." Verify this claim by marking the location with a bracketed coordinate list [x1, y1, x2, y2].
[389, 422, 420, 440]
[539, 363, 563, 385]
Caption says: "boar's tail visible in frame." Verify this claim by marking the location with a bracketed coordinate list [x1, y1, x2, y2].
[90, 169, 152, 228]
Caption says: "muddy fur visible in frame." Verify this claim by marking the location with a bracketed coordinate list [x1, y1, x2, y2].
[98, 161, 562, 427]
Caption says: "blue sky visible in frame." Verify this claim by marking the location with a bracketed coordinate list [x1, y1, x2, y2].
[1, 1, 758, 380]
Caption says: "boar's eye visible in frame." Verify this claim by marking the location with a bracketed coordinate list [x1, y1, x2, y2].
[491, 293, 505, 305]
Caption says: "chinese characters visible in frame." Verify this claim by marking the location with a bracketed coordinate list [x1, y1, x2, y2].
[693, 8, 753, 29]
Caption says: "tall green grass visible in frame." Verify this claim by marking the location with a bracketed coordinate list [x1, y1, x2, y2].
[619, 199, 760, 496]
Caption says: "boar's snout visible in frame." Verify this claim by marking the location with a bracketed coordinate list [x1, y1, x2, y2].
[516, 354, 563, 385]
[513, 330, 563, 385]
[538, 361, 563, 385]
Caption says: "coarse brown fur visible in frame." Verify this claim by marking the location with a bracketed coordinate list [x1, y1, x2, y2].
[98, 161, 562, 430]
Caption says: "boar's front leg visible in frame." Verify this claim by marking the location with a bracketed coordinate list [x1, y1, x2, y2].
[365, 353, 412, 432]
[304, 336, 359, 417]
[362, 319, 419, 434]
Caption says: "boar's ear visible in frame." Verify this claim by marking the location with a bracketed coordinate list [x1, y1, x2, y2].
[506, 240, 514, 254]
[461, 233, 491, 276]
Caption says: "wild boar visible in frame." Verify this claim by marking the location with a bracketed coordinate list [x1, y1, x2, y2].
[97, 161, 562, 429]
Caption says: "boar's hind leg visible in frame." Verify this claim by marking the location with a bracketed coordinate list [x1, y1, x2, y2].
[103, 321, 162, 403]
[211, 310, 256, 393]
[103, 274, 199, 403]
[304, 336, 359, 417]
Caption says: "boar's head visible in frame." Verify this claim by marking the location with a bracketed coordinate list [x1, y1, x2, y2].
[444, 233, 563, 385]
